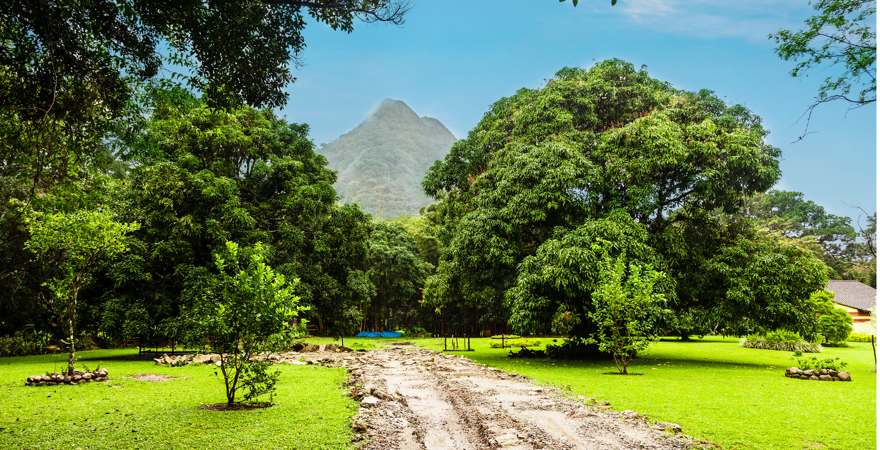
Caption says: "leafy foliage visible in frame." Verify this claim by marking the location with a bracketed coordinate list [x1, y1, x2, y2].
[812, 290, 854, 345]
[187, 242, 302, 406]
[589, 256, 667, 374]
[365, 221, 433, 330]
[795, 355, 848, 372]
[742, 330, 822, 353]
[771, 0, 875, 131]
[424, 59, 805, 343]
[25, 208, 139, 374]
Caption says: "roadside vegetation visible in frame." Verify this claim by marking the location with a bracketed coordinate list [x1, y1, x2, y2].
[410, 336, 876, 450]
[0, 350, 355, 449]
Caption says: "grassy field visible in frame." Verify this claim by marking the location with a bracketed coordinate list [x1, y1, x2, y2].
[404, 336, 875, 450]
[0, 349, 356, 449]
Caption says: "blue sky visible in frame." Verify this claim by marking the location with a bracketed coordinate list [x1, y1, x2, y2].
[280, 0, 876, 224]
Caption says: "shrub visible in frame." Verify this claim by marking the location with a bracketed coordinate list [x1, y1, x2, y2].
[544, 338, 606, 360]
[848, 332, 875, 343]
[813, 291, 853, 345]
[796, 355, 847, 372]
[742, 330, 822, 353]
[0, 330, 52, 357]
[490, 339, 541, 348]
[187, 242, 303, 407]
[590, 257, 667, 374]
[490, 334, 522, 340]
[399, 326, 430, 338]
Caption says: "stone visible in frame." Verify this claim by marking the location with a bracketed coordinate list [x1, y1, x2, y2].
[819, 374, 832, 381]
[837, 371, 852, 381]
[83, 373, 93, 380]
[809, 375, 819, 380]
[785, 367, 801, 377]
[655, 422, 682, 433]
[352, 418, 369, 432]
[360, 396, 381, 407]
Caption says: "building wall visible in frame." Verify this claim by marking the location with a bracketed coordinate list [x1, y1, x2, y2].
[834, 304, 875, 335]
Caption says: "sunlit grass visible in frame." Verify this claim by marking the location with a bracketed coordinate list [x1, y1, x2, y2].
[0, 349, 356, 449]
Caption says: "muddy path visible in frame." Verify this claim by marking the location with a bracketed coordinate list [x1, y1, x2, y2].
[302, 344, 702, 450]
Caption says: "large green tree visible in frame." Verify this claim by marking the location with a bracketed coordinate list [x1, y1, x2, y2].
[107, 91, 371, 345]
[424, 60, 783, 336]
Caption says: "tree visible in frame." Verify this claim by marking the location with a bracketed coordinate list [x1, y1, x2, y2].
[590, 256, 667, 374]
[745, 190, 857, 277]
[107, 92, 371, 346]
[812, 290, 854, 344]
[188, 242, 302, 407]
[704, 229, 830, 338]
[24, 209, 139, 375]
[771, 0, 876, 138]
[424, 60, 781, 335]
[364, 221, 433, 331]
[507, 211, 665, 340]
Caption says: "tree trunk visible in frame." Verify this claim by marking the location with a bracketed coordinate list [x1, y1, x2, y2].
[67, 287, 78, 376]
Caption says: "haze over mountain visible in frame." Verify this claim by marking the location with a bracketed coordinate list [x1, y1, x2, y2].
[319, 99, 457, 218]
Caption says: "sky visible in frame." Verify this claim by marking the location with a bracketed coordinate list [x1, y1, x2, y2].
[279, 0, 876, 225]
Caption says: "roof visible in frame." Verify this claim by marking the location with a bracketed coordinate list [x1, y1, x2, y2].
[827, 280, 876, 312]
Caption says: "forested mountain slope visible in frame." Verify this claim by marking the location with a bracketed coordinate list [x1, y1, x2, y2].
[319, 99, 456, 218]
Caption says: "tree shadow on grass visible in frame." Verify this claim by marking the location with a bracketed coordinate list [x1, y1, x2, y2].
[199, 402, 272, 411]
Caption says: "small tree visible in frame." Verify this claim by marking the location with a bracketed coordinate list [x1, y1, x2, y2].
[812, 290, 854, 345]
[590, 256, 667, 374]
[190, 241, 302, 407]
[25, 209, 139, 375]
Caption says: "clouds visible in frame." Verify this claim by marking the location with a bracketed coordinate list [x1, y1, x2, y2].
[615, 0, 811, 42]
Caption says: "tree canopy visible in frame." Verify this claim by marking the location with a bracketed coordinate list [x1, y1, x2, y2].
[423, 59, 791, 339]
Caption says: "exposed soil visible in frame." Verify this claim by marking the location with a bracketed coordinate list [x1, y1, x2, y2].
[199, 402, 273, 411]
[299, 345, 707, 450]
[131, 374, 173, 382]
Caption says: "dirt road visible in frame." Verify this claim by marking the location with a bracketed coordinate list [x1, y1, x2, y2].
[302, 344, 698, 450]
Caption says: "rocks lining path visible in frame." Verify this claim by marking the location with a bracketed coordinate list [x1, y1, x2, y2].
[302, 344, 701, 450]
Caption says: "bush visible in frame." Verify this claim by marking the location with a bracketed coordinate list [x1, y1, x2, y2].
[796, 356, 847, 372]
[490, 334, 522, 340]
[0, 330, 52, 357]
[742, 330, 822, 353]
[399, 326, 430, 338]
[848, 332, 875, 343]
[815, 297, 852, 345]
[490, 339, 541, 348]
[544, 338, 606, 360]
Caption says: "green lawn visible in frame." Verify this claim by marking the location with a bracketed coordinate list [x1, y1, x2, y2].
[0, 349, 356, 449]
[406, 336, 876, 450]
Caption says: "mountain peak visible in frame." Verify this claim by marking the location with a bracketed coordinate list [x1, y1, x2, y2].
[318, 100, 457, 218]
[370, 98, 419, 122]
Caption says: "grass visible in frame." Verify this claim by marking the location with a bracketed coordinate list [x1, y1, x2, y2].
[0, 349, 356, 449]
[407, 336, 876, 450]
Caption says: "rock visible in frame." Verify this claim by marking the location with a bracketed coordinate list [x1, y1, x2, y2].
[655, 422, 682, 433]
[809, 375, 819, 380]
[819, 374, 832, 381]
[802, 369, 814, 376]
[352, 418, 369, 432]
[83, 373, 93, 380]
[837, 371, 852, 381]
[360, 396, 381, 407]
[785, 367, 800, 377]
[72, 375, 82, 382]
[371, 388, 395, 401]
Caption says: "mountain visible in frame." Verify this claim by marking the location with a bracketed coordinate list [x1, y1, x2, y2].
[319, 99, 457, 218]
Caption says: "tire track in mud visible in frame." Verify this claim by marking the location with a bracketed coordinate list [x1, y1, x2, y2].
[304, 345, 702, 450]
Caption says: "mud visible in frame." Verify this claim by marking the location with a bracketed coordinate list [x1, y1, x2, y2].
[300, 345, 703, 450]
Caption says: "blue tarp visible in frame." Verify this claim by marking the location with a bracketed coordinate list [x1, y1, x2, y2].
[355, 331, 402, 338]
